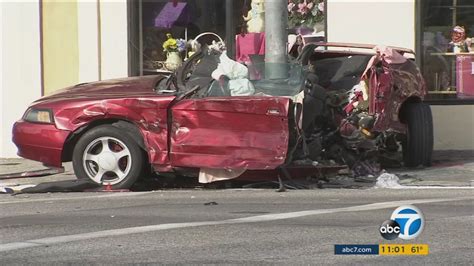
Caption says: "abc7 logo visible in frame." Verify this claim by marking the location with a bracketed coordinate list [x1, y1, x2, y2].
[380, 205, 424, 240]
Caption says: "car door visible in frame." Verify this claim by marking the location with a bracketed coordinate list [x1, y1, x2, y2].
[169, 96, 290, 169]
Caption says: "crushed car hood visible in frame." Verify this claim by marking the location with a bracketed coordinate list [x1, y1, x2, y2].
[35, 75, 164, 103]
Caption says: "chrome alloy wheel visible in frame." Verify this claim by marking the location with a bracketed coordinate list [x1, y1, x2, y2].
[82, 136, 132, 185]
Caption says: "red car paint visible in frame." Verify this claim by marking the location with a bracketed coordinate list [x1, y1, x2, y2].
[14, 76, 175, 168]
[311, 43, 426, 134]
[366, 51, 425, 133]
[170, 97, 290, 169]
[12, 122, 69, 167]
[12, 43, 426, 175]
[12, 76, 290, 172]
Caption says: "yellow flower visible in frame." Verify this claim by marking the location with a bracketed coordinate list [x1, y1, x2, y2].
[163, 33, 178, 51]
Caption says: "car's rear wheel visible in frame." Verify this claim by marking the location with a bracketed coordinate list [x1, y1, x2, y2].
[402, 102, 434, 167]
[72, 125, 145, 189]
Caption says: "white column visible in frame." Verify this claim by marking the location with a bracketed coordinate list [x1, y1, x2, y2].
[78, 0, 100, 83]
[100, 0, 129, 80]
[0, 1, 42, 158]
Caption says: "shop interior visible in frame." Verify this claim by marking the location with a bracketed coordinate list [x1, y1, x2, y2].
[420, 0, 474, 100]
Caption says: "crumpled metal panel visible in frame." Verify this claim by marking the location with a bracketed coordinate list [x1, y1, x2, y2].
[364, 50, 425, 134]
[170, 97, 290, 169]
[372, 62, 424, 133]
[52, 96, 174, 166]
[28, 76, 174, 167]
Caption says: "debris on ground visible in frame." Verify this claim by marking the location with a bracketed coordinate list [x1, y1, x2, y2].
[0, 180, 100, 195]
[351, 160, 381, 178]
[0, 184, 36, 194]
[0, 168, 64, 180]
[374, 173, 403, 188]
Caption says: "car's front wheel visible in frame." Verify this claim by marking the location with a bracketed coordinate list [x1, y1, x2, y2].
[72, 125, 145, 189]
[402, 102, 434, 167]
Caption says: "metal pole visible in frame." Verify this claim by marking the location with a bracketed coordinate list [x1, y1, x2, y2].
[138, 0, 143, 75]
[265, 0, 288, 80]
[225, 0, 235, 59]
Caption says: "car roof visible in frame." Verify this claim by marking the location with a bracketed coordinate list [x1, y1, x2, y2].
[303, 41, 415, 55]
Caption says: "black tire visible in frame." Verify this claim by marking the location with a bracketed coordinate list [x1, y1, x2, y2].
[402, 103, 434, 167]
[72, 125, 145, 189]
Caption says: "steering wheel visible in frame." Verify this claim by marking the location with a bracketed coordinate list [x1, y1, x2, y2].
[176, 32, 225, 89]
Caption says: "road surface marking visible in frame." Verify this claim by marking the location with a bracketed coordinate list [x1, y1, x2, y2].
[0, 196, 472, 252]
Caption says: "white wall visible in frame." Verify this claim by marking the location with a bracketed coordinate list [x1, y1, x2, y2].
[78, 0, 99, 83]
[72, 0, 130, 82]
[0, 1, 3, 158]
[100, 0, 128, 80]
[327, 0, 416, 50]
[432, 105, 474, 150]
[1, 1, 42, 158]
[0, 0, 128, 159]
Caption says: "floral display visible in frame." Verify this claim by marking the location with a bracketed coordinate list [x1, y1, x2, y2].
[288, 0, 325, 29]
[162, 33, 186, 53]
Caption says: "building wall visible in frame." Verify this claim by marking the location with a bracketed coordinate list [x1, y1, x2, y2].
[327, 0, 416, 51]
[432, 105, 474, 150]
[77, 1, 100, 83]
[43, 0, 80, 95]
[0, 0, 128, 158]
[99, 1, 128, 80]
[1, 1, 42, 158]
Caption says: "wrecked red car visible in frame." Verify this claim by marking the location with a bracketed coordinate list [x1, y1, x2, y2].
[12, 42, 433, 188]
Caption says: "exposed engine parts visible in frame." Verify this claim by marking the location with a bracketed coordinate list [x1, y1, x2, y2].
[292, 72, 402, 178]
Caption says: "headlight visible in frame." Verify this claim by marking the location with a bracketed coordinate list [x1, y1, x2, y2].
[24, 108, 54, 124]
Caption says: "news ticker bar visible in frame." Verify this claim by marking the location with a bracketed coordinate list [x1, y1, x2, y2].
[334, 244, 429, 255]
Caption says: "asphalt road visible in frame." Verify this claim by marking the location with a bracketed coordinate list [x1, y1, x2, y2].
[0, 189, 472, 265]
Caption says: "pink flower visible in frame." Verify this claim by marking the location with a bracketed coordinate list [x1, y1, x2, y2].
[298, 0, 313, 15]
[318, 2, 324, 12]
[288, 2, 295, 12]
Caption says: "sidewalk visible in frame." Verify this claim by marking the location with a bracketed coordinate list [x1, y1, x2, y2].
[0, 158, 76, 186]
[1, 150, 473, 188]
[391, 150, 474, 187]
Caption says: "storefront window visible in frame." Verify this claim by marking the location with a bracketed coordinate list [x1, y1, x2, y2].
[136, 0, 238, 75]
[420, 0, 474, 100]
[129, 0, 326, 76]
